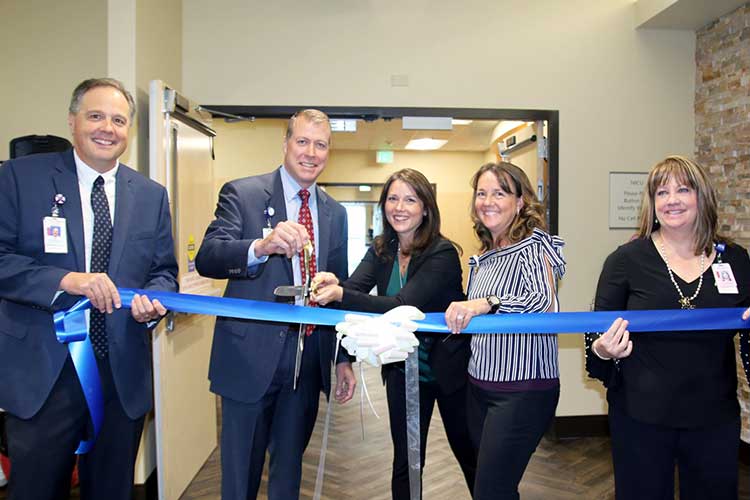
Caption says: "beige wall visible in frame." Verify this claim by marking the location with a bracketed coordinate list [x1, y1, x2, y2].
[211, 119, 287, 189]
[0, 0, 107, 152]
[134, 0, 183, 174]
[0, 0, 181, 175]
[185, 0, 696, 416]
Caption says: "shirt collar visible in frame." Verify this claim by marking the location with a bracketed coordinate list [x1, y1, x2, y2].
[73, 149, 119, 187]
[279, 165, 316, 205]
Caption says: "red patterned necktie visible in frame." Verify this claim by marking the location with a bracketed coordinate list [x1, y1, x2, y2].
[298, 189, 317, 335]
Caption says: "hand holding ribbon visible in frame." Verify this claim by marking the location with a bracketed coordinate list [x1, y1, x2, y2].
[54, 288, 750, 455]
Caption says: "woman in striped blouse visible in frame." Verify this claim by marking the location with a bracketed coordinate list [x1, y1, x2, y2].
[445, 162, 565, 500]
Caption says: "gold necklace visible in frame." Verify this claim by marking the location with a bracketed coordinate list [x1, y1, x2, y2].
[657, 238, 705, 309]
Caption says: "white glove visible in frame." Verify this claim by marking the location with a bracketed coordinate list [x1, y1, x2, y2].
[335, 305, 424, 367]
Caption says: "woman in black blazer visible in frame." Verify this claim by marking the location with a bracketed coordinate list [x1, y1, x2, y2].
[313, 168, 476, 499]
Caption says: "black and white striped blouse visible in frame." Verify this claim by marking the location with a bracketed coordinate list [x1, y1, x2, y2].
[467, 228, 566, 382]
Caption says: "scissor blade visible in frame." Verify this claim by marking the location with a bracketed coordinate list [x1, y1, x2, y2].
[293, 323, 305, 390]
[273, 285, 305, 298]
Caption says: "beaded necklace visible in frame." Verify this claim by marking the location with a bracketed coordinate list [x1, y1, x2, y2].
[657, 237, 705, 309]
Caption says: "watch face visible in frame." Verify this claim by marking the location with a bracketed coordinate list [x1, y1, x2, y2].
[487, 295, 501, 311]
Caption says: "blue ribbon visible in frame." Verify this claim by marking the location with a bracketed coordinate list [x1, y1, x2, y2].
[55, 287, 750, 453]
[53, 298, 103, 454]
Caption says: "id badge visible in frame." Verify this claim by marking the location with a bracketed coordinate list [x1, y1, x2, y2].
[43, 216, 68, 254]
[711, 262, 738, 294]
[262, 227, 273, 239]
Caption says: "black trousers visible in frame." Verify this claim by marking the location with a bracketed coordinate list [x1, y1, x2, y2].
[220, 330, 323, 500]
[467, 383, 559, 500]
[609, 405, 740, 500]
[6, 356, 144, 500]
[384, 367, 477, 500]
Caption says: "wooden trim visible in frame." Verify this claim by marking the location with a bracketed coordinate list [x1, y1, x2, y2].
[133, 470, 158, 500]
[741, 440, 750, 466]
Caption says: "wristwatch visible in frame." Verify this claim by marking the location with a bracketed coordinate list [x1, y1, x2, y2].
[486, 295, 501, 314]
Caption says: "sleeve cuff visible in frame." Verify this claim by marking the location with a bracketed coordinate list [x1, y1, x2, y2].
[247, 239, 270, 268]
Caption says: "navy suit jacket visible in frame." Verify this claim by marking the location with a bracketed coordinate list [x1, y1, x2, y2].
[0, 150, 178, 419]
[195, 168, 348, 404]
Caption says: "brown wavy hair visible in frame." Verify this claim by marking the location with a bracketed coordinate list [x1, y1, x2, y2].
[637, 155, 728, 255]
[470, 162, 546, 252]
[373, 168, 461, 259]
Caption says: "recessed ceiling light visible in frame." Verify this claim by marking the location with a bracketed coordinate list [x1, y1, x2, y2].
[405, 138, 448, 150]
[451, 119, 473, 125]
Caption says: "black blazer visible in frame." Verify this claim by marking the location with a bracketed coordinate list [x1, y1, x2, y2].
[339, 237, 470, 394]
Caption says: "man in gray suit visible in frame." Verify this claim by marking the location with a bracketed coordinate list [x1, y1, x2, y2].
[195, 109, 356, 499]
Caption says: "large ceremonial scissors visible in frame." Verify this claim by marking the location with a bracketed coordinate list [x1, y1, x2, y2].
[273, 241, 314, 390]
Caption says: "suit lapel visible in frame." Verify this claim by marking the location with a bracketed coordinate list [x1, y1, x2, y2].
[109, 166, 133, 278]
[268, 170, 293, 282]
[315, 186, 332, 272]
[51, 151, 85, 271]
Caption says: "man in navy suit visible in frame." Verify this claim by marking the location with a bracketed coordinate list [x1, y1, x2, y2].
[0, 78, 178, 500]
[196, 109, 356, 499]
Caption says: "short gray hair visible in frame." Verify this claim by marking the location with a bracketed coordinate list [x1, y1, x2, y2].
[69, 78, 136, 121]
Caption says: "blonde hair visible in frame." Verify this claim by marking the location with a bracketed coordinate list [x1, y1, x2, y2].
[637, 155, 727, 255]
[285, 109, 331, 144]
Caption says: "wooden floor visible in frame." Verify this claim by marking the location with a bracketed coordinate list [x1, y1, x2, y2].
[0, 363, 747, 499]
[180, 363, 750, 500]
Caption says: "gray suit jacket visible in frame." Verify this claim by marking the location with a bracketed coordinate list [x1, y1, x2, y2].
[195, 168, 348, 403]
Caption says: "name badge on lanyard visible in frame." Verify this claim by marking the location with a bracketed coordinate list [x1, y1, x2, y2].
[262, 205, 275, 239]
[712, 263, 738, 294]
[44, 193, 68, 254]
[43, 216, 68, 254]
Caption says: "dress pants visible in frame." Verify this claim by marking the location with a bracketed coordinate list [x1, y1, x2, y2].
[6, 356, 145, 500]
[220, 328, 323, 500]
[384, 367, 477, 500]
[609, 405, 740, 500]
[467, 383, 559, 500]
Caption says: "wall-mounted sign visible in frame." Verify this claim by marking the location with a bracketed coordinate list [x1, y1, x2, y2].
[609, 172, 647, 229]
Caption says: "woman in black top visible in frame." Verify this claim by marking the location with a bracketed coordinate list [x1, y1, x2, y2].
[586, 156, 750, 500]
[312, 169, 476, 499]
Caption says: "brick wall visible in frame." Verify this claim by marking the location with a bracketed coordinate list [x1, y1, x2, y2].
[696, 3, 750, 443]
